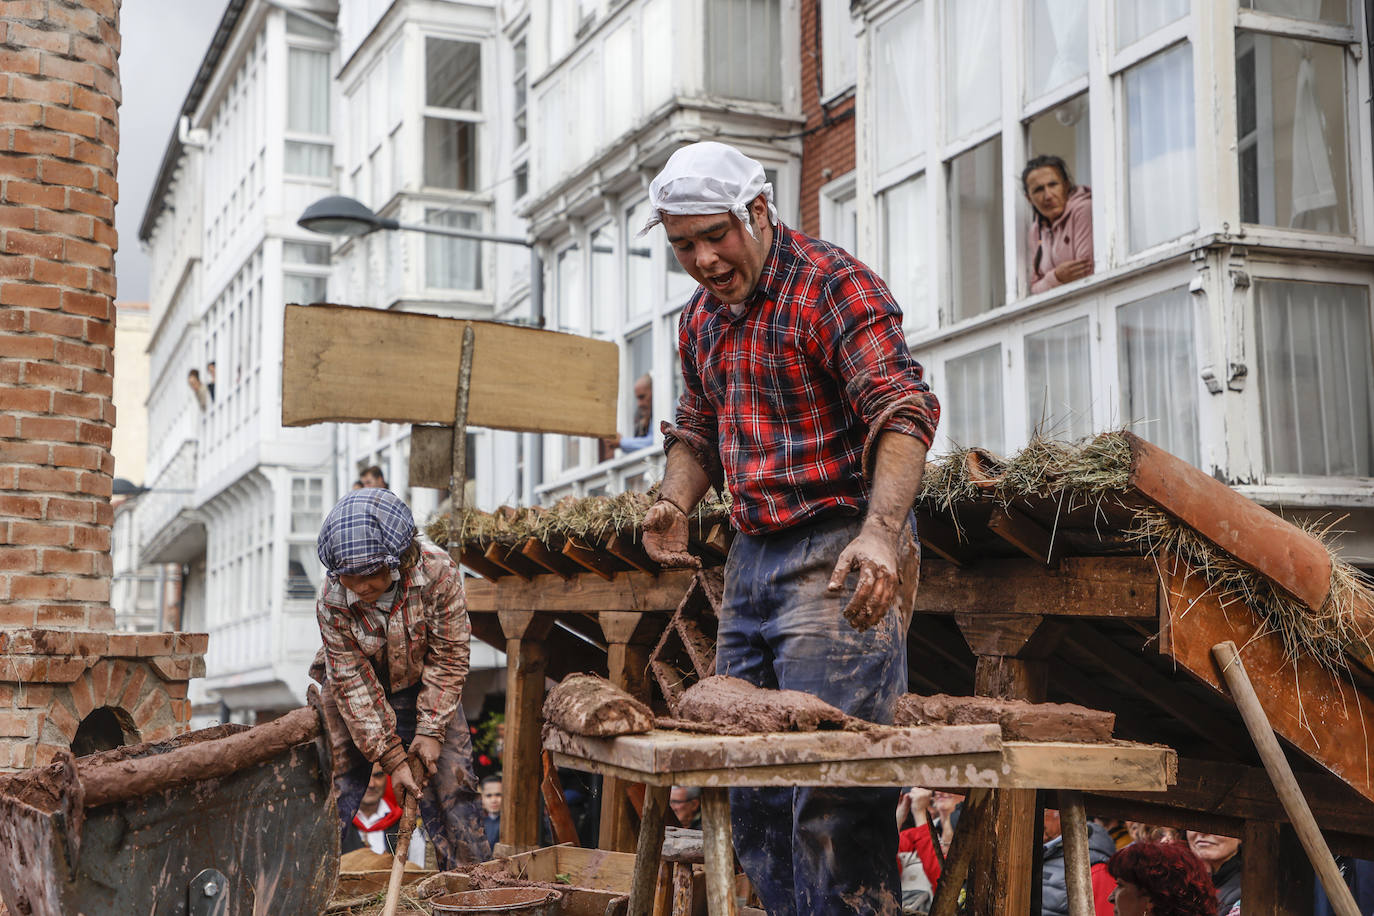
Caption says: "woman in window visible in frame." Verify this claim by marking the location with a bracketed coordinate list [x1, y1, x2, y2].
[311, 487, 489, 868]
[1024, 154, 1094, 294]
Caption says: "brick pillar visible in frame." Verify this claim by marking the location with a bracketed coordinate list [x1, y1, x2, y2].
[0, 0, 122, 629]
[0, 2, 206, 771]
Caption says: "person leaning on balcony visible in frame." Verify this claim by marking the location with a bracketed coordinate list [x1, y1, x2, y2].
[1024, 154, 1094, 294]
[638, 141, 938, 916]
[310, 487, 490, 868]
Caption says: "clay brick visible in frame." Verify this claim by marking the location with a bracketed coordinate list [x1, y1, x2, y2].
[71, 86, 115, 121]
[38, 54, 94, 88]
[9, 127, 72, 158]
[0, 547, 37, 571]
[59, 290, 109, 318]
[0, 257, 34, 281]
[7, 21, 69, 55]
[0, 385, 54, 412]
[34, 208, 94, 238]
[68, 36, 116, 73]
[78, 368, 112, 397]
[0, 52, 40, 81]
[105, 632, 137, 655]
[67, 576, 108, 602]
[0, 282, 62, 308]
[0, 100, 42, 127]
[10, 520, 71, 547]
[19, 416, 78, 442]
[45, 697, 77, 740]
[181, 633, 210, 655]
[33, 603, 84, 627]
[7, 75, 70, 106]
[0, 330, 55, 358]
[0, 711, 36, 739]
[56, 338, 105, 368]
[70, 525, 108, 550]
[63, 237, 110, 269]
[77, 421, 112, 448]
[41, 105, 99, 140]
[0, 496, 42, 519]
[44, 2, 99, 35]
[0, 208, 34, 233]
[132, 688, 166, 729]
[40, 549, 93, 574]
[27, 308, 85, 338]
[67, 187, 112, 220]
[24, 360, 82, 389]
[0, 157, 37, 183]
[53, 390, 103, 419]
[68, 674, 93, 719]
[17, 466, 80, 492]
[162, 681, 188, 699]
[94, 168, 116, 203]
[31, 258, 89, 289]
[51, 446, 101, 471]
[104, 658, 128, 702]
[5, 179, 67, 212]
[137, 633, 179, 656]
[25, 628, 78, 657]
[0, 309, 22, 332]
[86, 660, 111, 703]
[90, 217, 116, 249]
[9, 575, 67, 600]
[4, 228, 63, 258]
[118, 664, 148, 711]
[86, 605, 113, 629]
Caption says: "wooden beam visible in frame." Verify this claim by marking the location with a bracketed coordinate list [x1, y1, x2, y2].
[460, 549, 508, 581]
[282, 304, 619, 437]
[519, 538, 580, 580]
[987, 505, 1058, 566]
[1159, 553, 1374, 805]
[465, 568, 697, 613]
[915, 556, 1158, 619]
[915, 513, 973, 567]
[603, 533, 659, 575]
[1242, 820, 1281, 914]
[562, 538, 620, 581]
[483, 543, 532, 581]
[499, 612, 554, 850]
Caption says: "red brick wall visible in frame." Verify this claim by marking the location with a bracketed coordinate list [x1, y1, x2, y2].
[798, 0, 856, 238]
[0, 0, 122, 630]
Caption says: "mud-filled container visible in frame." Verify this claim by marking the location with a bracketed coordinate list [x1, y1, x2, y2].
[432, 886, 564, 914]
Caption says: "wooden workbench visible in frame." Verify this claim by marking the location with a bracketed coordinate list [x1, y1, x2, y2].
[545, 724, 1176, 916]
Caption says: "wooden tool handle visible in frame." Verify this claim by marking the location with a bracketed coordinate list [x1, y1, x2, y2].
[381, 760, 426, 916]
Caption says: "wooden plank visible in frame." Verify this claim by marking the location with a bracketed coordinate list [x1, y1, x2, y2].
[915, 556, 1158, 619]
[1159, 552, 1374, 805]
[466, 568, 697, 613]
[543, 724, 1003, 773]
[930, 787, 992, 916]
[484, 543, 532, 581]
[987, 505, 1058, 566]
[519, 538, 581, 580]
[628, 785, 669, 916]
[490, 544, 548, 581]
[1059, 791, 1094, 916]
[915, 513, 972, 567]
[563, 538, 620, 581]
[701, 788, 737, 916]
[499, 613, 553, 850]
[409, 423, 456, 489]
[999, 742, 1176, 792]
[282, 304, 618, 437]
[460, 548, 508, 581]
[604, 533, 660, 575]
[1242, 819, 1281, 914]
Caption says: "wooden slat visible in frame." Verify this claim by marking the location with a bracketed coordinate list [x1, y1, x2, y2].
[519, 538, 581, 580]
[998, 742, 1175, 792]
[603, 533, 660, 575]
[916, 513, 972, 567]
[459, 549, 508, 581]
[483, 543, 532, 581]
[915, 556, 1158, 619]
[466, 568, 696, 613]
[282, 305, 618, 437]
[1160, 552, 1374, 805]
[562, 538, 619, 581]
[986, 505, 1058, 566]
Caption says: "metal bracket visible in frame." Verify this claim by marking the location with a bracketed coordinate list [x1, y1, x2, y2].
[188, 868, 229, 916]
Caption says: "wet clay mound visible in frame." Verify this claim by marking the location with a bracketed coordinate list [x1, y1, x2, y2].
[894, 693, 1115, 743]
[543, 673, 653, 737]
[675, 676, 865, 733]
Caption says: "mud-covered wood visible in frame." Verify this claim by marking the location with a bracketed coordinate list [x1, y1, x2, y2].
[894, 693, 1114, 743]
[544, 674, 654, 737]
[676, 676, 859, 733]
[0, 724, 337, 916]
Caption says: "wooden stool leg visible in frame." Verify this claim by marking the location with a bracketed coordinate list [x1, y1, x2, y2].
[1059, 790, 1094, 916]
[670, 863, 696, 916]
[701, 787, 738, 916]
[628, 785, 671, 916]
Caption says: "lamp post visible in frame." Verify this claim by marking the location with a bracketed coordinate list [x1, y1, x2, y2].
[297, 195, 544, 326]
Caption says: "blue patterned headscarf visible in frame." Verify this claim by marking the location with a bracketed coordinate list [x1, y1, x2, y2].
[316, 488, 416, 577]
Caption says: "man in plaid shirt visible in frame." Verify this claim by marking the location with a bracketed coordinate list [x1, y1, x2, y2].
[641, 142, 940, 915]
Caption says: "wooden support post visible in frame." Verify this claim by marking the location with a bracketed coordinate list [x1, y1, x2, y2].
[957, 615, 1056, 916]
[931, 787, 993, 916]
[499, 610, 554, 851]
[1242, 819, 1280, 913]
[628, 784, 670, 916]
[1059, 791, 1094, 916]
[702, 787, 738, 916]
[600, 611, 660, 852]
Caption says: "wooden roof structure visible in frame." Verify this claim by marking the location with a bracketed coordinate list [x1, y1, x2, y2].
[459, 432, 1374, 913]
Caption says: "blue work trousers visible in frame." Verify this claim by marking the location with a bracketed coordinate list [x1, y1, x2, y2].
[717, 514, 910, 916]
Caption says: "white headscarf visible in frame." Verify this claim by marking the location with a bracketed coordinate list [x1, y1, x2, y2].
[638, 141, 779, 240]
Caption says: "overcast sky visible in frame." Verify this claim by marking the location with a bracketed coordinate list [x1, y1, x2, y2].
[113, 0, 224, 303]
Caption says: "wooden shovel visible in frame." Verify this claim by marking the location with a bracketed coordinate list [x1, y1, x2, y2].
[380, 759, 426, 916]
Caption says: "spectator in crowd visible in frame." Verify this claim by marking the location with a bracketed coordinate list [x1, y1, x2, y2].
[187, 369, 209, 411]
[1315, 857, 1374, 915]
[479, 775, 502, 850]
[602, 373, 655, 459]
[360, 465, 388, 489]
[895, 788, 940, 915]
[1128, 822, 1184, 845]
[206, 360, 217, 401]
[352, 480, 365, 491]
[345, 763, 427, 867]
[669, 786, 702, 829]
[1187, 832, 1242, 915]
[1041, 807, 1116, 916]
[1107, 841, 1217, 916]
[1094, 816, 1131, 850]
[1023, 154, 1093, 294]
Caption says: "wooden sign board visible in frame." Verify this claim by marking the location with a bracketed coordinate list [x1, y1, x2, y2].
[281, 304, 619, 437]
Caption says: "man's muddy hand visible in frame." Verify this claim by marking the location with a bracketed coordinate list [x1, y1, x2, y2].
[642, 500, 702, 569]
[827, 526, 899, 631]
[390, 758, 422, 801]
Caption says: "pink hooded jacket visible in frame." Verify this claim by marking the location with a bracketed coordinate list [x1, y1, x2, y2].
[1028, 185, 1093, 294]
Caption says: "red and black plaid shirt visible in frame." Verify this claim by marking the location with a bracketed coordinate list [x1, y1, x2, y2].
[663, 224, 940, 535]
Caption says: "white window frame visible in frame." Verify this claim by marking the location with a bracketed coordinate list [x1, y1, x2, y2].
[421, 34, 486, 194]
[819, 171, 858, 253]
[283, 39, 335, 183]
[821, 0, 859, 101]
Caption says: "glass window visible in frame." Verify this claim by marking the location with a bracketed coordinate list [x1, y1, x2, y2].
[286, 543, 322, 600]
[944, 345, 1004, 454]
[589, 225, 616, 334]
[557, 246, 584, 332]
[1027, 0, 1088, 99]
[1255, 281, 1373, 477]
[1025, 316, 1092, 441]
[1241, 0, 1348, 24]
[666, 239, 697, 303]
[626, 328, 654, 443]
[945, 0, 1000, 140]
[1125, 43, 1196, 252]
[625, 199, 654, 319]
[284, 273, 327, 303]
[873, 3, 924, 175]
[1027, 93, 1091, 188]
[285, 141, 331, 178]
[821, 0, 858, 96]
[426, 39, 481, 110]
[425, 208, 482, 290]
[513, 37, 527, 147]
[287, 48, 330, 134]
[514, 164, 529, 199]
[1117, 0, 1189, 48]
[704, 0, 781, 103]
[1117, 288, 1199, 465]
[290, 477, 324, 533]
[882, 174, 928, 328]
[284, 241, 330, 265]
[949, 138, 1004, 322]
[1237, 34, 1349, 234]
[424, 118, 477, 190]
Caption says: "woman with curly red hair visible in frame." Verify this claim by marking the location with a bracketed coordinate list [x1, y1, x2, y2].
[1107, 841, 1217, 916]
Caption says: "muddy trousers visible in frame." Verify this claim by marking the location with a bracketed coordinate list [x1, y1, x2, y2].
[326, 683, 492, 870]
[718, 515, 908, 916]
